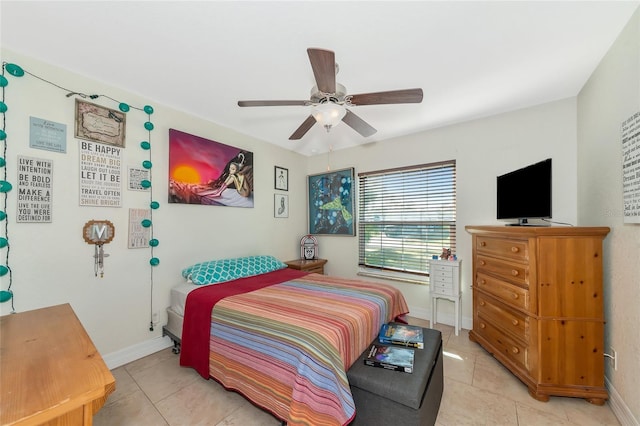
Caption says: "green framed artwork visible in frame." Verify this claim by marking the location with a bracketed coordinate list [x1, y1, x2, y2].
[307, 167, 355, 235]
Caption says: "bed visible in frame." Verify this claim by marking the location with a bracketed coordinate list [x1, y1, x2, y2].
[164, 256, 409, 426]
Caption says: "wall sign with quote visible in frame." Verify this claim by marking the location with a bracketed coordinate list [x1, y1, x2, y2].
[79, 141, 122, 207]
[128, 166, 150, 191]
[29, 117, 67, 153]
[622, 111, 640, 223]
[16, 155, 53, 223]
[128, 208, 150, 248]
[75, 99, 126, 147]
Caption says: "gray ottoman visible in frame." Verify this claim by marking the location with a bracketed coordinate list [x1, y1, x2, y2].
[347, 326, 444, 426]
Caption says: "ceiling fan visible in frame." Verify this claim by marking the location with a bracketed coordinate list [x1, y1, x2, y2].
[237, 48, 424, 140]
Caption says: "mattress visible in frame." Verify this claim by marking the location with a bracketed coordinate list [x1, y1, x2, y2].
[169, 280, 199, 317]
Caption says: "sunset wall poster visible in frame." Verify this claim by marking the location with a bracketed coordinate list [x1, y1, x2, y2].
[168, 129, 254, 207]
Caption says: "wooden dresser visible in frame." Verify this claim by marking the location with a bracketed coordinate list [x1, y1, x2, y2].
[0, 303, 115, 425]
[465, 226, 610, 404]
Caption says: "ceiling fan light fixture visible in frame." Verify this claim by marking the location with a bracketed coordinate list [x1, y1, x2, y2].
[312, 102, 346, 130]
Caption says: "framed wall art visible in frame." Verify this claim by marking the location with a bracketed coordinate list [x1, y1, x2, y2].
[274, 194, 289, 218]
[75, 99, 126, 147]
[307, 167, 355, 235]
[168, 129, 254, 207]
[275, 166, 288, 191]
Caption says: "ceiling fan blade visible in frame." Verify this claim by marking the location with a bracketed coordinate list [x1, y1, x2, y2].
[347, 88, 423, 106]
[238, 100, 308, 107]
[307, 48, 336, 95]
[342, 109, 377, 137]
[289, 115, 317, 140]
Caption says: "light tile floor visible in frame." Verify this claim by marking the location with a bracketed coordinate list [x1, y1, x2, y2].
[94, 318, 620, 426]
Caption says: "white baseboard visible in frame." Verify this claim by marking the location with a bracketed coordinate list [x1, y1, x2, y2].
[606, 377, 639, 426]
[102, 335, 173, 370]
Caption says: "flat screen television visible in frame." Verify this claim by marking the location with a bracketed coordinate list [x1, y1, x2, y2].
[496, 158, 552, 226]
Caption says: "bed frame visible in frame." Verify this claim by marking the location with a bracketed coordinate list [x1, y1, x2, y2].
[162, 308, 183, 354]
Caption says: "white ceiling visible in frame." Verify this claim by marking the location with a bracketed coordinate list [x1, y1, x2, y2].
[1, 1, 638, 156]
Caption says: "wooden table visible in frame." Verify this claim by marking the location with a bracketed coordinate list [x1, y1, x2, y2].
[1, 303, 115, 425]
[285, 258, 327, 274]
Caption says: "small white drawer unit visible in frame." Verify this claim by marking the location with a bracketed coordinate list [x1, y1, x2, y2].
[429, 259, 462, 335]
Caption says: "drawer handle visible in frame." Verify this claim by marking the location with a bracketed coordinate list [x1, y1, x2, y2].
[511, 270, 519, 276]
[511, 346, 520, 354]
[479, 260, 486, 266]
[479, 301, 486, 306]
[511, 319, 519, 326]
[480, 323, 486, 329]
[479, 279, 486, 285]
[511, 293, 520, 299]
[511, 246, 519, 253]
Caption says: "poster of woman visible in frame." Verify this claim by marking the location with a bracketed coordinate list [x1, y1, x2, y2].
[168, 129, 254, 207]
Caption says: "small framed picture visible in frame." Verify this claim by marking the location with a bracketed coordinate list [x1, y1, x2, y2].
[274, 194, 289, 218]
[275, 166, 288, 191]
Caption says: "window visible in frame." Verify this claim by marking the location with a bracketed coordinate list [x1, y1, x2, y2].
[358, 161, 456, 282]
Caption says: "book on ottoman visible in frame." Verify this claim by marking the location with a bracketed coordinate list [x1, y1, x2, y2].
[364, 344, 415, 373]
[378, 323, 424, 349]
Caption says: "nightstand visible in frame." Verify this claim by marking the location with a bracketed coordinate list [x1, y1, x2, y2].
[285, 258, 327, 274]
[430, 259, 462, 335]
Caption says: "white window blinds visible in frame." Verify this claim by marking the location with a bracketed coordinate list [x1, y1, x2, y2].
[358, 161, 456, 278]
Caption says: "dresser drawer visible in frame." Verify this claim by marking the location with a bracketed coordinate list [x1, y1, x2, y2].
[476, 272, 530, 311]
[306, 266, 325, 274]
[433, 274, 453, 285]
[475, 317, 528, 370]
[432, 280, 454, 296]
[431, 264, 454, 278]
[476, 255, 529, 287]
[476, 294, 528, 342]
[476, 236, 529, 262]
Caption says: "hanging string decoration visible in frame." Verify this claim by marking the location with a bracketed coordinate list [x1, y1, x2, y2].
[140, 105, 159, 331]
[0, 63, 25, 310]
[0, 61, 159, 329]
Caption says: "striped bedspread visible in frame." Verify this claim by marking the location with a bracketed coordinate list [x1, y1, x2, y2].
[207, 273, 409, 426]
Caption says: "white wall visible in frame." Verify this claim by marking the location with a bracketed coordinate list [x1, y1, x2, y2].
[0, 49, 309, 355]
[307, 98, 578, 325]
[3, 19, 639, 420]
[578, 7, 640, 424]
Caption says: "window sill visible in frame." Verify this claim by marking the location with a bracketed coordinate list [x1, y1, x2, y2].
[357, 268, 428, 286]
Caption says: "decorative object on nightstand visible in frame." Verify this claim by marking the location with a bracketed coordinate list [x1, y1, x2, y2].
[429, 258, 462, 336]
[285, 258, 327, 275]
[300, 234, 319, 260]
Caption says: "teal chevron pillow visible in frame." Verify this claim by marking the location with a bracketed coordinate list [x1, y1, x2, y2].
[182, 255, 287, 285]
